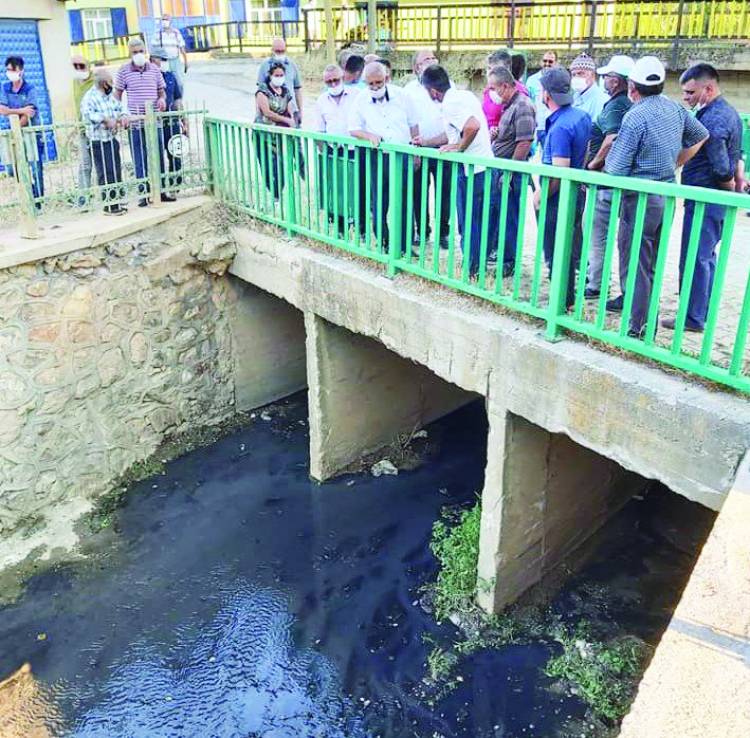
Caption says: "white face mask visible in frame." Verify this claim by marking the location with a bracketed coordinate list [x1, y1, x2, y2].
[271, 75, 285, 88]
[327, 83, 344, 97]
[74, 69, 90, 81]
[6, 70, 21, 83]
[160, 61, 170, 73]
[162, 19, 171, 28]
[132, 52, 147, 67]
[489, 89, 503, 105]
[571, 76, 588, 93]
[273, 54, 286, 62]
[370, 86, 387, 100]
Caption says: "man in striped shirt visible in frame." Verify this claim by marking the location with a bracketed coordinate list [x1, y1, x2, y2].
[114, 38, 167, 206]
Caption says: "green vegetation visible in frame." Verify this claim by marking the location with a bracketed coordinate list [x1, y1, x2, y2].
[545, 629, 650, 722]
[429, 501, 482, 622]
[426, 646, 459, 682]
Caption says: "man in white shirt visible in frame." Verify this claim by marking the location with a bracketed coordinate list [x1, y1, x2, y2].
[421, 65, 495, 279]
[153, 14, 187, 83]
[315, 64, 361, 238]
[349, 61, 419, 251]
[404, 49, 451, 248]
[570, 53, 608, 122]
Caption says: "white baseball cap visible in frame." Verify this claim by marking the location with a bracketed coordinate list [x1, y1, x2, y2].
[629, 56, 666, 86]
[597, 55, 635, 78]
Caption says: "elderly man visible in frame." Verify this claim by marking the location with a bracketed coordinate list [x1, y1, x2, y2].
[584, 54, 634, 299]
[72, 54, 95, 200]
[316, 63, 362, 238]
[153, 13, 187, 83]
[661, 63, 744, 333]
[421, 64, 495, 279]
[487, 65, 536, 276]
[534, 67, 592, 309]
[81, 67, 129, 215]
[482, 49, 530, 134]
[605, 56, 708, 338]
[257, 39, 303, 122]
[0, 55, 44, 202]
[406, 49, 451, 248]
[349, 61, 419, 252]
[526, 49, 557, 147]
[570, 53, 608, 122]
[115, 38, 166, 206]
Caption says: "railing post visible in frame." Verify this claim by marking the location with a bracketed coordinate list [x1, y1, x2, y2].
[587, 0, 598, 53]
[238, 21, 244, 53]
[672, 0, 686, 68]
[144, 102, 163, 207]
[545, 178, 577, 341]
[436, 6, 442, 54]
[303, 9, 311, 52]
[9, 114, 38, 239]
[282, 134, 297, 234]
[508, 0, 516, 47]
[203, 118, 215, 196]
[387, 149, 400, 278]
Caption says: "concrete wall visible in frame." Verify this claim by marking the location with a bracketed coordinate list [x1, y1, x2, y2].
[477, 405, 647, 612]
[227, 277, 307, 413]
[305, 312, 474, 480]
[6, 1, 76, 120]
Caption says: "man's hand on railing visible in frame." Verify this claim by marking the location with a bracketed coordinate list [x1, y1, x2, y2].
[156, 98, 167, 113]
[411, 134, 424, 147]
[18, 105, 35, 119]
[364, 133, 382, 147]
[438, 143, 461, 154]
[181, 119, 190, 136]
[532, 188, 542, 211]
[104, 118, 118, 131]
[119, 116, 131, 130]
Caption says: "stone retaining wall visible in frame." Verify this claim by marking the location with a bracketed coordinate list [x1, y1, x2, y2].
[0, 205, 236, 570]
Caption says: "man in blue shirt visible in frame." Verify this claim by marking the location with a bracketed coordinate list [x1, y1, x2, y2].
[662, 63, 743, 333]
[606, 56, 708, 337]
[0, 56, 44, 202]
[534, 66, 592, 308]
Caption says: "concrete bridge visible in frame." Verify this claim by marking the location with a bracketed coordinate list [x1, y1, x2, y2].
[1, 199, 749, 735]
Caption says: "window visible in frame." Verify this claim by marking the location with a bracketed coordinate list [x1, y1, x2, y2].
[82, 9, 113, 40]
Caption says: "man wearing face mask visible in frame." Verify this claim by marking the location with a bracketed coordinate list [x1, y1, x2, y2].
[0, 56, 44, 202]
[155, 14, 187, 84]
[406, 49, 451, 249]
[570, 53, 608, 123]
[605, 56, 708, 338]
[315, 63, 362, 238]
[71, 55, 95, 202]
[349, 61, 419, 252]
[257, 39, 303, 123]
[115, 38, 167, 207]
[488, 65, 536, 277]
[583, 54, 634, 299]
[659, 63, 744, 333]
[80, 68, 129, 215]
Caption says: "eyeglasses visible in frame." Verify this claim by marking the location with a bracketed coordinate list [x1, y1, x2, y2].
[73, 63, 87, 70]
[542, 59, 555, 66]
[324, 78, 342, 85]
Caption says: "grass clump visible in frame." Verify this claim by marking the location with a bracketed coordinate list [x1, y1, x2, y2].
[545, 628, 651, 722]
[426, 646, 459, 682]
[429, 501, 482, 622]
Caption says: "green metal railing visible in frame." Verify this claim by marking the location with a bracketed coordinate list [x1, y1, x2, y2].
[0, 109, 210, 231]
[206, 117, 750, 395]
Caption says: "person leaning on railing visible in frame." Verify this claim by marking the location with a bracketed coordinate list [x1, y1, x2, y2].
[404, 49, 451, 249]
[114, 38, 167, 208]
[255, 61, 300, 201]
[584, 54, 635, 300]
[315, 63, 362, 239]
[349, 61, 419, 252]
[0, 55, 44, 204]
[604, 56, 708, 339]
[80, 67, 130, 216]
[661, 62, 745, 334]
[257, 39, 303, 126]
[420, 64, 495, 280]
[534, 66, 592, 310]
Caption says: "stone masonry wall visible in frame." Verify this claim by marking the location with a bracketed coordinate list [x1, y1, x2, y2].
[0, 205, 236, 570]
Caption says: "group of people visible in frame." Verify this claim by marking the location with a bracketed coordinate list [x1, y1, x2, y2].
[0, 11, 188, 216]
[262, 44, 744, 338]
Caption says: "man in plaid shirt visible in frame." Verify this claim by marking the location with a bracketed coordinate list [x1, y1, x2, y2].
[81, 68, 130, 215]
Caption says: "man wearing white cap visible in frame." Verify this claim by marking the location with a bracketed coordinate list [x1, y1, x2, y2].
[605, 56, 708, 338]
[570, 52, 608, 122]
[584, 54, 634, 299]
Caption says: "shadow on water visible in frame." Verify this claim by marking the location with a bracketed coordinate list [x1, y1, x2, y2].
[0, 395, 715, 737]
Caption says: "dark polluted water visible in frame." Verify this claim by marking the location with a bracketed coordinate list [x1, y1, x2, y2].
[0, 395, 712, 738]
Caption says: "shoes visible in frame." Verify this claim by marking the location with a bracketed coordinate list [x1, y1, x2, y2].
[584, 288, 600, 299]
[104, 205, 127, 216]
[627, 328, 645, 339]
[439, 236, 450, 250]
[606, 295, 624, 313]
[160, 193, 177, 203]
[661, 317, 703, 333]
[138, 198, 149, 208]
[501, 262, 515, 278]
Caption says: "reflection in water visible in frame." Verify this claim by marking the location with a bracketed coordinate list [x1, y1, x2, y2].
[68, 584, 367, 738]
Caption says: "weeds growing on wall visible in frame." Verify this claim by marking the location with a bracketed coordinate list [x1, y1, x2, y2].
[425, 502, 652, 727]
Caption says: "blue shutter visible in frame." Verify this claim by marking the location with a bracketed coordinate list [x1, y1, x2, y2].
[68, 10, 84, 43]
[229, 0, 246, 22]
[111, 8, 129, 38]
